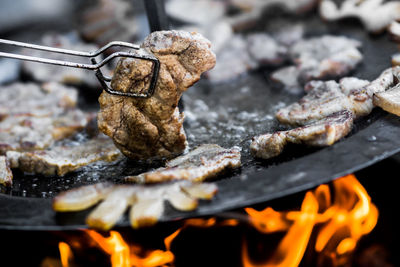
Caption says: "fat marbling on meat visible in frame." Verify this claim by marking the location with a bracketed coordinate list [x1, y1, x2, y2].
[98, 30, 216, 160]
[53, 180, 218, 230]
[6, 134, 122, 176]
[276, 67, 399, 126]
[0, 82, 123, 182]
[251, 110, 353, 159]
[252, 67, 400, 159]
[276, 78, 370, 126]
[0, 82, 90, 155]
[373, 83, 400, 117]
[125, 144, 241, 183]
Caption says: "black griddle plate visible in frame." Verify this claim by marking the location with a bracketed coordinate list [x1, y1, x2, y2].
[1, 14, 400, 230]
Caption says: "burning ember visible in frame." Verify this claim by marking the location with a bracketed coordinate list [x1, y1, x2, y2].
[54, 174, 378, 267]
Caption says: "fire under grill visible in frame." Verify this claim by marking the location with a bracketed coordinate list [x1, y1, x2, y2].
[1, 0, 400, 266]
[1, 159, 399, 267]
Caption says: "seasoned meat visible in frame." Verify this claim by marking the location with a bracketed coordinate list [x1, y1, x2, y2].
[0, 82, 90, 155]
[6, 134, 122, 176]
[0, 110, 89, 155]
[0, 156, 12, 186]
[373, 84, 400, 117]
[252, 67, 400, 159]
[271, 35, 363, 88]
[276, 78, 369, 126]
[53, 181, 218, 230]
[22, 33, 102, 87]
[320, 0, 400, 33]
[98, 30, 216, 160]
[251, 110, 354, 159]
[276, 67, 399, 126]
[125, 144, 241, 183]
[0, 82, 77, 117]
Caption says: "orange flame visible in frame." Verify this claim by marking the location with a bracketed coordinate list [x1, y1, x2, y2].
[56, 174, 377, 267]
[86, 230, 174, 267]
[58, 242, 73, 267]
[242, 174, 379, 266]
[163, 217, 239, 252]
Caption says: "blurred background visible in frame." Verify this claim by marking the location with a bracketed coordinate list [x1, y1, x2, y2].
[0, 0, 150, 86]
[0, 0, 320, 86]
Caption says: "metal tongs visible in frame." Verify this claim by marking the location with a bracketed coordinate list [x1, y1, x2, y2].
[0, 39, 160, 98]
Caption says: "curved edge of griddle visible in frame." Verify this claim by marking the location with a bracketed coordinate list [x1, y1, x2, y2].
[1, 112, 400, 230]
[170, 112, 400, 219]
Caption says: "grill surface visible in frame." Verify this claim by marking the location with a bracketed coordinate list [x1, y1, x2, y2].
[1, 13, 400, 229]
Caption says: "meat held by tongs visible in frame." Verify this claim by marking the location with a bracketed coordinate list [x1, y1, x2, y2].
[0, 30, 217, 161]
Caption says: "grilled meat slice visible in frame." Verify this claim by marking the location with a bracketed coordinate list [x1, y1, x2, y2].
[320, 0, 400, 33]
[98, 30, 216, 160]
[125, 144, 241, 183]
[0, 156, 12, 186]
[0, 110, 89, 155]
[251, 110, 354, 159]
[1, 115, 57, 155]
[253, 67, 400, 160]
[271, 35, 362, 88]
[373, 83, 400, 117]
[53, 182, 113, 211]
[276, 78, 369, 126]
[53, 181, 218, 230]
[0, 82, 90, 155]
[276, 67, 399, 126]
[6, 134, 122, 176]
[0, 82, 77, 118]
